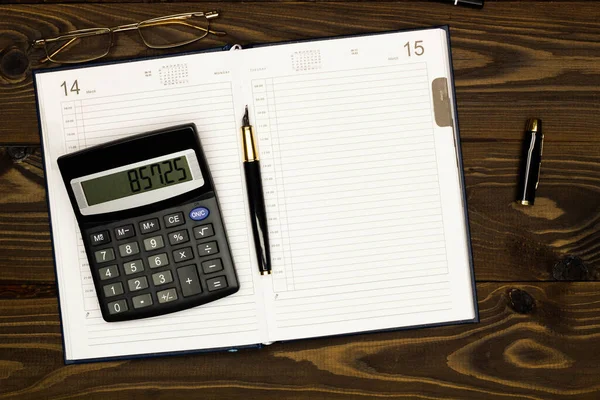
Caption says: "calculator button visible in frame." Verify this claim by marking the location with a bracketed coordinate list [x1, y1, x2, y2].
[114, 224, 135, 240]
[148, 253, 169, 269]
[152, 270, 173, 286]
[127, 276, 149, 292]
[139, 218, 160, 234]
[94, 248, 115, 263]
[107, 299, 128, 315]
[143, 235, 165, 251]
[157, 288, 178, 304]
[201, 258, 223, 274]
[132, 293, 153, 309]
[168, 229, 189, 245]
[152, 271, 173, 286]
[206, 276, 228, 292]
[103, 282, 124, 297]
[164, 212, 184, 228]
[193, 224, 214, 240]
[198, 241, 219, 256]
[189, 207, 210, 221]
[123, 259, 144, 275]
[90, 230, 110, 246]
[173, 247, 193, 263]
[98, 265, 119, 281]
[118, 241, 140, 257]
[177, 265, 203, 297]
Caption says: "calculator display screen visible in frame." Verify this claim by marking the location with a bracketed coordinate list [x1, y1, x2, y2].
[81, 156, 193, 206]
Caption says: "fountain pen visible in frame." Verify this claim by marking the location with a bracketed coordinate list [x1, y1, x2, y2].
[241, 106, 271, 275]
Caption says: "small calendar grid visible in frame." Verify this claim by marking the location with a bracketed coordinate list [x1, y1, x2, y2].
[159, 63, 189, 86]
[291, 50, 322, 72]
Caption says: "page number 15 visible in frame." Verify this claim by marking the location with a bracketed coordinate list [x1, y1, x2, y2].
[404, 41, 424, 57]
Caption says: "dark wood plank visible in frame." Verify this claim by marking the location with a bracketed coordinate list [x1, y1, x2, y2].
[466, 141, 600, 281]
[0, 148, 51, 283]
[1, 140, 598, 284]
[1, 2, 599, 144]
[1, 282, 600, 399]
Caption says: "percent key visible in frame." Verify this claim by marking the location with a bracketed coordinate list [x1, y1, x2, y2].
[168, 230, 189, 245]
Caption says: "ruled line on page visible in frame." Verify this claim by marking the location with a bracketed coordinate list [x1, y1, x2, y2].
[81, 81, 232, 105]
[82, 95, 234, 115]
[82, 105, 234, 124]
[89, 327, 259, 346]
[283, 187, 440, 205]
[272, 69, 428, 90]
[272, 95, 430, 113]
[271, 62, 428, 83]
[291, 265, 450, 288]
[82, 111, 234, 128]
[276, 126, 433, 146]
[275, 293, 452, 320]
[284, 196, 441, 214]
[272, 80, 429, 100]
[87, 311, 258, 334]
[276, 164, 438, 185]
[274, 130, 434, 151]
[293, 258, 448, 279]
[282, 224, 445, 246]
[281, 203, 442, 222]
[277, 305, 453, 328]
[274, 281, 451, 306]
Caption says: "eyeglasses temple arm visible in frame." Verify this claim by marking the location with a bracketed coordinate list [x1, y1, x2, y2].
[136, 19, 227, 36]
[38, 37, 78, 64]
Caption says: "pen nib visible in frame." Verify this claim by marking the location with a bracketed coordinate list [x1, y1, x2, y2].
[242, 105, 250, 126]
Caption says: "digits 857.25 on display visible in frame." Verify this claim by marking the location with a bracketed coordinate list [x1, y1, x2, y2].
[58, 124, 239, 322]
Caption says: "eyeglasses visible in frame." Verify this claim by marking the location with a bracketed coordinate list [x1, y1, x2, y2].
[31, 11, 226, 64]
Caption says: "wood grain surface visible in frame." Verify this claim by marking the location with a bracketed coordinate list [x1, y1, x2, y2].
[1, 1, 599, 399]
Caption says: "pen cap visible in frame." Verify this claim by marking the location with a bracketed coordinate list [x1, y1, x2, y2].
[516, 118, 543, 205]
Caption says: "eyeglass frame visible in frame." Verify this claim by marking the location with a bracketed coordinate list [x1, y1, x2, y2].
[31, 11, 227, 64]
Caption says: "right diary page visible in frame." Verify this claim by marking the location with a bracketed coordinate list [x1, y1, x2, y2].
[239, 28, 477, 342]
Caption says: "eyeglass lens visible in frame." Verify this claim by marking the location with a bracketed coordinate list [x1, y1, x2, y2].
[44, 29, 112, 63]
[138, 15, 210, 49]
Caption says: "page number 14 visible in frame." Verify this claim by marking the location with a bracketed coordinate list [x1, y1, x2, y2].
[404, 41, 425, 57]
[60, 80, 81, 96]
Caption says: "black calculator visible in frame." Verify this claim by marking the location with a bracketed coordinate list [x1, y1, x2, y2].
[58, 124, 239, 322]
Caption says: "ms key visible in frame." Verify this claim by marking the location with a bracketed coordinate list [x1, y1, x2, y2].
[190, 207, 210, 221]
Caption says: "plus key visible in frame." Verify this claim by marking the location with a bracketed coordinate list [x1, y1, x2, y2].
[177, 265, 202, 297]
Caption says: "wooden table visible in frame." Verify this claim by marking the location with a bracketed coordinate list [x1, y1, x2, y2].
[1, 1, 599, 398]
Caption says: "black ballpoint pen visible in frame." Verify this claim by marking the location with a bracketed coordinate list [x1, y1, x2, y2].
[241, 106, 272, 275]
[437, 0, 484, 8]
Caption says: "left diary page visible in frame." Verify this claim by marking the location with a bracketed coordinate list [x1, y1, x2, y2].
[34, 50, 268, 362]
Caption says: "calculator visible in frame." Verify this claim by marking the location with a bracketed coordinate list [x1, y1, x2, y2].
[57, 124, 239, 322]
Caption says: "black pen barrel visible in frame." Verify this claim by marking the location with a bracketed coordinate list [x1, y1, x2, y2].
[244, 161, 271, 273]
[437, 0, 484, 8]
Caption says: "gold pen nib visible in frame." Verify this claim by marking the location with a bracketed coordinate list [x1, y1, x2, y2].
[241, 106, 259, 162]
